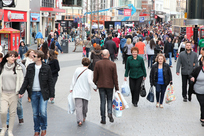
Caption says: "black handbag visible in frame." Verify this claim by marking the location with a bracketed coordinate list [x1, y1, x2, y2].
[140, 81, 146, 97]
[146, 86, 154, 102]
[88, 60, 93, 71]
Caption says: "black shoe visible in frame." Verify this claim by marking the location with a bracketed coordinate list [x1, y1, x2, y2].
[100, 120, 106, 124]
[202, 122, 204, 127]
[108, 114, 114, 123]
[183, 98, 187, 102]
[133, 104, 138, 107]
[188, 96, 192, 102]
[200, 119, 204, 123]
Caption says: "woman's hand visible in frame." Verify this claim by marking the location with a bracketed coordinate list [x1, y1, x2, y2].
[70, 90, 73, 93]
[190, 77, 195, 82]
[124, 77, 127, 81]
[143, 77, 146, 80]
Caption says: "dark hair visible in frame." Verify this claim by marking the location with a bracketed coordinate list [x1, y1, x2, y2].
[186, 41, 191, 45]
[82, 58, 91, 66]
[54, 38, 57, 41]
[34, 50, 44, 60]
[41, 42, 49, 60]
[50, 41, 56, 50]
[150, 40, 156, 49]
[139, 37, 143, 41]
[0, 52, 3, 58]
[131, 47, 139, 53]
[158, 38, 161, 40]
[87, 37, 90, 40]
[115, 34, 118, 37]
[0, 51, 18, 74]
[108, 36, 112, 40]
[19, 41, 25, 47]
[49, 49, 57, 61]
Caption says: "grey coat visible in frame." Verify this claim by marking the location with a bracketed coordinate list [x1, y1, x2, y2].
[176, 50, 198, 75]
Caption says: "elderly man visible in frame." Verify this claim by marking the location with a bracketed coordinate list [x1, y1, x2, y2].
[93, 49, 119, 124]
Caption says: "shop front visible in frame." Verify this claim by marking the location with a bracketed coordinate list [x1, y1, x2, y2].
[3, 9, 27, 44]
[30, 13, 40, 44]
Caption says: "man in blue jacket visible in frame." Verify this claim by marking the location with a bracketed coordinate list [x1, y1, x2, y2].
[35, 30, 43, 48]
[54, 38, 63, 53]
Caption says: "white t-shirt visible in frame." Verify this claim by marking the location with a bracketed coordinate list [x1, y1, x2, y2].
[32, 65, 42, 91]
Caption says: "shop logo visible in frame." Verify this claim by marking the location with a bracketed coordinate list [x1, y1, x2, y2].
[7, 11, 12, 21]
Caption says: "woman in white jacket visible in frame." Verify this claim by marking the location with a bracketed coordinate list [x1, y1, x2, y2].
[0, 51, 24, 136]
[70, 58, 97, 126]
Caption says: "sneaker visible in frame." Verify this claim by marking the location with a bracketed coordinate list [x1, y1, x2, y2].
[7, 131, 14, 136]
[0, 128, 7, 136]
[19, 119, 24, 124]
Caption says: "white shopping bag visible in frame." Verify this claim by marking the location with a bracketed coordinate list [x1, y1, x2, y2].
[121, 82, 130, 97]
[113, 108, 122, 118]
[67, 93, 75, 114]
[112, 92, 123, 111]
[117, 91, 129, 109]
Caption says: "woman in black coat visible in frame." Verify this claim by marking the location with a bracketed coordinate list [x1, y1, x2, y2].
[48, 49, 60, 104]
[150, 54, 172, 108]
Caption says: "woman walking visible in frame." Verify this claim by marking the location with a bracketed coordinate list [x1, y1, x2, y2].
[18, 41, 28, 60]
[84, 37, 92, 58]
[173, 39, 179, 62]
[124, 38, 133, 69]
[145, 38, 155, 68]
[90, 44, 102, 70]
[48, 50, 60, 104]
[70, 58, 97, 126]
[124, 47, 146, 107]
[190, 57, 204, 126]
[0, 51, 24, 136]
[150, 54, 172, 108]
[40, 42, 49, 63]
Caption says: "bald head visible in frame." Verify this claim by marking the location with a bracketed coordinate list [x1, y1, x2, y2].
[102, 49, 110, 58]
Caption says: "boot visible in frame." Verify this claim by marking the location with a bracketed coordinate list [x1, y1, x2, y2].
[100, 117, 106, 124]
[108, 113, 114, 123]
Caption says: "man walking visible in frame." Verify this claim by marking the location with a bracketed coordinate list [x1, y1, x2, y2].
[135, 37, 146, 59]
[104, 36, 117, 62]
[164, 37, 173, 67]
[93, 49, 119, 124]
[35, 30, 43, 48]
[19, 50, 54, 136]
[176, 42, 198, 102]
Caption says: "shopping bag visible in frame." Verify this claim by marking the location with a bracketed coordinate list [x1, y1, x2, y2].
[121, 82, 130, 97]
[112, 92, 123, 111]
[140, 81, 146, 97]
[67, 93, 75, 114]
[166, 85, 176, 104]
[113, 108, 122, 117]
[146, 86, 154, 102]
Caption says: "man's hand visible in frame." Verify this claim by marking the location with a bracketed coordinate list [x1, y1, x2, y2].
[190, 77, 195, 82]
[19, 94, 24, 98]
[124, 77, 127, 81]
[94, 89, 97, 92]
[70, 90, 73, 93]
[50, 98, 54, 101]
[176, 72, 180, 76]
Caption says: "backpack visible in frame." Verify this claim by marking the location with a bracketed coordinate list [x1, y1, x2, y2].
[133, 36, 138, 43]
[123, 46, 128, 54]
[48, 34, 52, 40]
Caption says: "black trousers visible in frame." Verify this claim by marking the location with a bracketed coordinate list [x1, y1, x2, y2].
[52, 76, 58, 94]
[110, 54, 115, 62]
[181, 75, 193, 99]
[129, 77, 143, 105]
[196, 94, 204, 119]
[124, 54, 131, 69]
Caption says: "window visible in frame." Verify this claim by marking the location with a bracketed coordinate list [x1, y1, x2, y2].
[42, 0, 54, 8]
[62, 0, 82, 7]
[156, 4, 159, 10]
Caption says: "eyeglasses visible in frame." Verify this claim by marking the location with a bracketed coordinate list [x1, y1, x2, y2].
[33, 55, 37, 58]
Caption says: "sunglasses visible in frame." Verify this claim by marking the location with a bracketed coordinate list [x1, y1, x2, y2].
[33, 55, 37, 58]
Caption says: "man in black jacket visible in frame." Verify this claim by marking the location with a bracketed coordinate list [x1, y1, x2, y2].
[19, 50, 54, 136]
[104, 36, 117, 62]
[164, 37, 173, 67]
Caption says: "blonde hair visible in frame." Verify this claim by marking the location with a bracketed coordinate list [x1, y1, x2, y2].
[126, 38, 131, 45]
[155, 53, 166, 63]
[24, 49, 34, 57]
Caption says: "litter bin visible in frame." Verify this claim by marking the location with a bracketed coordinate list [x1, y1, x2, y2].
[61, 39, 69, 53]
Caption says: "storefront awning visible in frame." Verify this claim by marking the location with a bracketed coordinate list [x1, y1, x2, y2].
[40, 7, 65, 13]
[158, 15, 165, 18]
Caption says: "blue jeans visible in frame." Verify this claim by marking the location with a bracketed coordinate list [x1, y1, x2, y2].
[147, 55, 154, 68]
[166, 52, 172, 66]
[99, 88, 113, 119]
[7, 98, 23, 125]
[173, 49, 178, 60]
[156, 84, 167, 104]
[31, 91, 48, 132]
[86, 48, 90, 58]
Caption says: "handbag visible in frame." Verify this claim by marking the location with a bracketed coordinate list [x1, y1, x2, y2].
[73, 68, 88, 88]
[140, 80, 146, 97]
[146, 86, 154, 102]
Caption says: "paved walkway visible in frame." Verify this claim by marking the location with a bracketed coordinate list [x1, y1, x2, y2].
[3, 42, 204, 135]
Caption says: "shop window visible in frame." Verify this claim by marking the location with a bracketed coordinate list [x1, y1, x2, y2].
[42, 0, 54, 8]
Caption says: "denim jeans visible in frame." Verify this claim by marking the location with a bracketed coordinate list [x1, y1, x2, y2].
[86, 48, 90, 58]
[147, 55, 154, 68]
[166, 52, 172, 66]
[155, 84, 167, 104]
[7, 97, 23, 125]
[99, 88, 113, 119]
[173, 49, 178, 60]
[31, 91, 48, 132]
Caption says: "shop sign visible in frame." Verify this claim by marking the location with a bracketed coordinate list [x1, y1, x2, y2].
[139, 17, 144, 23]
[4, 10, 27, 22]
[124, 9, 131, 16]
[30, 13, 40, 22]
[118, 10, 124, 15]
